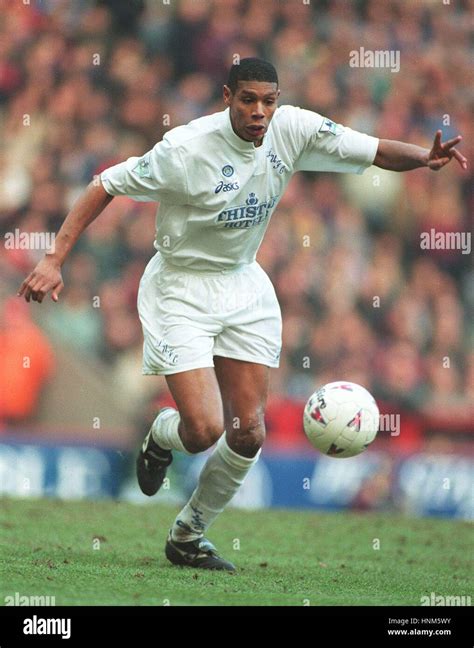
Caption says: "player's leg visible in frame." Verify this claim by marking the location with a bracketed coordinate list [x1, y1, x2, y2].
[168, 358, 269, 560]
[154, 368, 224, 453]
[214, 356, 269, 457]
[136, 251, 227, 494]
[136, 367, 224, 496]
[137, 365, 241, 571]
[151, 366, 242, 571]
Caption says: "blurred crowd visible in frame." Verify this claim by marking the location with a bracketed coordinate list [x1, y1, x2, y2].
[0, 0, 472, 442]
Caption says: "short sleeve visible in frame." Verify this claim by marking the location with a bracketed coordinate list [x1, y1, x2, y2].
[293, 109, 379, 175]
[100, 138, 188, 204]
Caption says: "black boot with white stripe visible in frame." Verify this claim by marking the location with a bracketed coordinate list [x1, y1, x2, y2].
[165, 532, 236, 572]
[136, 428, 173, 496]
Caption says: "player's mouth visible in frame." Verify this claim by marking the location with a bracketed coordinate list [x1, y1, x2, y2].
[246, 124, 266, 137]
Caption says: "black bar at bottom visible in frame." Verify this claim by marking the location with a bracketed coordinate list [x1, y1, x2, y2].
[0, 605, 471, 646]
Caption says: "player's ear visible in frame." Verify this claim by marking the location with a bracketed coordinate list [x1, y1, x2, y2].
[223, 85, 232, 107]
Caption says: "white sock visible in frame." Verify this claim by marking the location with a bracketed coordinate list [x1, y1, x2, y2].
[151, 408, 191, 454]
[171, 432, 260, 542]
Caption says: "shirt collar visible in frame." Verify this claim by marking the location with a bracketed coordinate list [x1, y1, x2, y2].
[221, 108, 258, 153]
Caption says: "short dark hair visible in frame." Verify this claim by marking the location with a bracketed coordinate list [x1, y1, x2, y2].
[227, 58, 278, 93]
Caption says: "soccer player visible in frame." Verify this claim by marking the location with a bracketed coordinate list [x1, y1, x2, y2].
[19, 59, 467, 571]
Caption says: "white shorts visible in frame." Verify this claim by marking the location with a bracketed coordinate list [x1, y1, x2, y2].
[137, 252, 282, 375]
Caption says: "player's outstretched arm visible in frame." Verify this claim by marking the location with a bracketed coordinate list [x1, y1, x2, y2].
[18, 180, 114, 303]
[374, 130, 467, 172]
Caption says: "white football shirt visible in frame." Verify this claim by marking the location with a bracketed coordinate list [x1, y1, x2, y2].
[101, 106, 378, 271]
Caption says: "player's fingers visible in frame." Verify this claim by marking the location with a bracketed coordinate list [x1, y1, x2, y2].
[36, 280, 54, 303]
[18, 273, 35, 297]
[428, 157, 449, 171]
[433, 130, 442, 147]
[19, 272, 44, 300]
[51, 280, 64, 302]
[37, 280, 60, 302]
[23, 276, 43, 302]
[436, 158, 450, 169]
[442, 135, 462, 150]
[37, 286, 52, 304]
[29, 279, 46, 302]
[19, 272, 41, 301]
[28, 274, 55, 303]
[451, 148, 468, 169]
[17, 282, 26, 297]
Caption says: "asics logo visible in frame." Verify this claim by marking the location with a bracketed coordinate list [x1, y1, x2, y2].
[215, 180, 240, 194]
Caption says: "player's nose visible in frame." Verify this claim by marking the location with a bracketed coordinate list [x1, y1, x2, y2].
[252, 102, 265, 119]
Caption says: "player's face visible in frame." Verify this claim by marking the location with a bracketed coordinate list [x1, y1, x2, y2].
[223, 81, 280, 147]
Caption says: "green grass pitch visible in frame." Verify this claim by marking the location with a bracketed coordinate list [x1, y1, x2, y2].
[1, 497, 472, 606]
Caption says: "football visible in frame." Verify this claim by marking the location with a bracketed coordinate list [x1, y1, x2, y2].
[303, 381, 380, 458]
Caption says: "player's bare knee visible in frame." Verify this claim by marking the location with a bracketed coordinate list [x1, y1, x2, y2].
[181, 418, 223, 454]
[227, 419, 265, 457]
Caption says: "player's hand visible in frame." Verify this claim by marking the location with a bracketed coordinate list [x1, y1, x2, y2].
[17, 255, 64, 303]
[427, 130, 467, 171]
